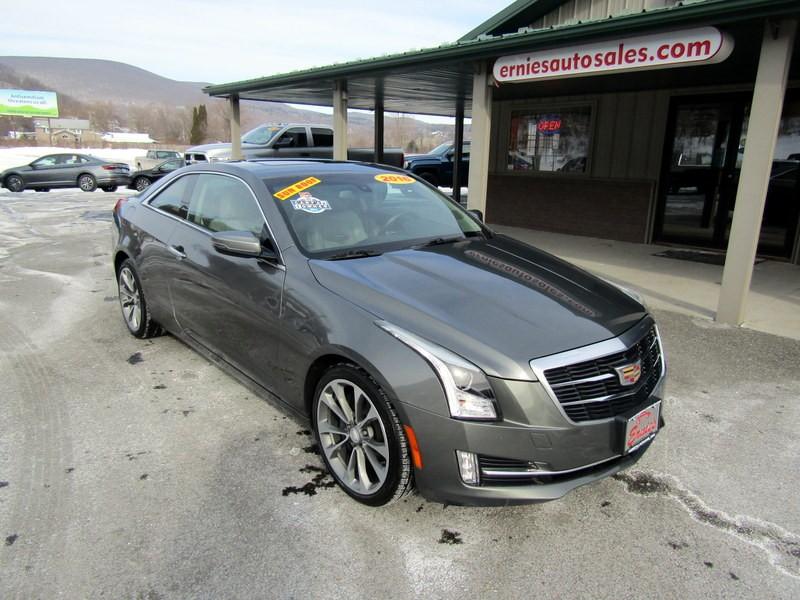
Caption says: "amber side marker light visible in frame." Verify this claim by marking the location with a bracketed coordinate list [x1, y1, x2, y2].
[403, 425, 423, 469]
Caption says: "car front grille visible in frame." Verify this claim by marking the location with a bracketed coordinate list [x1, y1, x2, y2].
[541, 326, 663, 423]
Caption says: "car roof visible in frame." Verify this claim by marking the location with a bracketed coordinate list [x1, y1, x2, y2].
[183, 159, 407, 179]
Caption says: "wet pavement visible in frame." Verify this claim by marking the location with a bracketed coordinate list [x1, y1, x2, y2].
[1, 190, 799, 599]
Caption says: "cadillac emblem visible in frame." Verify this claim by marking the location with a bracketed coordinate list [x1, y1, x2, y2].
[615, 360, 642, 386]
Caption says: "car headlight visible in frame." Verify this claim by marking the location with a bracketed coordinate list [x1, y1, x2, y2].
[208, 155, 229, 163]
[376, 321, 498, 420]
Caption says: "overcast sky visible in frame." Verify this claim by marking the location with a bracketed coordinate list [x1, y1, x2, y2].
[0, 1, 500, 84]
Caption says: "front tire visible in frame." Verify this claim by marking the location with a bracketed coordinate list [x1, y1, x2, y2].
[78, 173, 97, 192]
[117, 259, 163, 338]
[133, 176, 151, 192]
[312, 364, 413, 506]
[5, 175, 25, 192]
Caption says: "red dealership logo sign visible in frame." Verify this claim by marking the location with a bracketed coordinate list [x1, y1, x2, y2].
[493, 27, 732, 84]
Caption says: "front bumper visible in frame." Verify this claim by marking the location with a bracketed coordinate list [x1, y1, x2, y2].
[402, 375, 665, 507]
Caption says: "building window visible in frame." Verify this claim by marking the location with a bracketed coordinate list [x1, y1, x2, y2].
[507, 106, 592, 173]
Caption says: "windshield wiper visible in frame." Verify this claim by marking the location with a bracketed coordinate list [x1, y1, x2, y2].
[326, 249, 383, 261]
[413, 235, 465, 249]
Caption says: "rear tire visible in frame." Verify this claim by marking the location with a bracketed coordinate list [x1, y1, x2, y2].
[4, 175, 24, 192]
[117, 259, 163, 339]
[78, 173, 97, 192]
[312, 363, 413, 506]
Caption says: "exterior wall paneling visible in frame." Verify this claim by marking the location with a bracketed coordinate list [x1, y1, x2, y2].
[532, 0, 685, 29]
[488, 89, 670, 243]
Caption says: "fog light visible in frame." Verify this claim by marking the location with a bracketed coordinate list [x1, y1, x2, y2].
[456, 450, 480, 485]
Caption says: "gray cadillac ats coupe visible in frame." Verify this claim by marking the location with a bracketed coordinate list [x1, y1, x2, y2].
[111, 159, 666, 506]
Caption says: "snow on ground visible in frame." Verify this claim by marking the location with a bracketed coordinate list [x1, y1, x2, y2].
[0, 146, 147, 172]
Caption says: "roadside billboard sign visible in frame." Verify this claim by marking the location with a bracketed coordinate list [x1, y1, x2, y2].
[0, 89, 59, 117]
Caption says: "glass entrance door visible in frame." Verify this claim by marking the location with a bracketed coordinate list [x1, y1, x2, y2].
[655, 92, 800, 259]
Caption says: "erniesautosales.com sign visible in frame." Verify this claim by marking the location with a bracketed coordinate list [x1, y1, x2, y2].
[493, 27, 732, 83]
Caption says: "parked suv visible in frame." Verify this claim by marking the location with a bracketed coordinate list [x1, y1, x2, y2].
[111, 159, 665, 506]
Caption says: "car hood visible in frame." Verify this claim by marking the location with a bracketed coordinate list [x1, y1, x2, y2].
[185, 142, 266, 156]
[309, 235, 646, 380]
[405, 153, 440, 162]
[2, 164, 33, 175]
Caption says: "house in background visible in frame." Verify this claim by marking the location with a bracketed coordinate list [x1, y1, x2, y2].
[33, 118, 93, 146]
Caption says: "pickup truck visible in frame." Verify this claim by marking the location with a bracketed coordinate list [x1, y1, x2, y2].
[403, 141, 470, 187]
[135, 150, 183, 170]
[185, 123, 403, 167]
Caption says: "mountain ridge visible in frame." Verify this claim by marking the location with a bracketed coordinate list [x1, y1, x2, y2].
[0, 56, 456, 148]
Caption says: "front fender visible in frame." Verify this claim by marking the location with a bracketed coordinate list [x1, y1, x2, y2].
[277, 251, 448, 421]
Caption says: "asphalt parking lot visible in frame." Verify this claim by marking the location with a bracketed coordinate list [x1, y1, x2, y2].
[1, 190, 799, 599]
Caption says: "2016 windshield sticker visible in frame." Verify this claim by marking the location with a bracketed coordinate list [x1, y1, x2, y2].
[374, 173, 415, 184]
[291, 192, 331, 214]
[274, 176, 321, 200]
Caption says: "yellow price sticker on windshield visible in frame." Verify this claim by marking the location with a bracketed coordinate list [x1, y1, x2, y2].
[274, 176, 321, 200]
[374, 173, 415, 184]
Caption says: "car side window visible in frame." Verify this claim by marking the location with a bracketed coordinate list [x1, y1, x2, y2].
[160, 159, 182, 172]
[311, 128, 334, 147]
[32, 155, 58, 167]
[186, 174, 265, 237]
[277, 127, 308, 148]
[148, 175, 192, 218]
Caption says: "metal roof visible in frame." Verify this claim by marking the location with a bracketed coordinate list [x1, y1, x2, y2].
[204, 0, 800, 117]
[459, 0, 569, 42]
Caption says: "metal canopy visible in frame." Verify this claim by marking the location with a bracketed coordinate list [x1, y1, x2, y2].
[234, 66, 475, 118]
[204, 0, 800, 117]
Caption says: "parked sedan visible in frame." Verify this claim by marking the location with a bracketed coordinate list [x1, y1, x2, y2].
[1, 153, 130, 192]
[128, 157, 185, 192]
[111, 160, 666, 506]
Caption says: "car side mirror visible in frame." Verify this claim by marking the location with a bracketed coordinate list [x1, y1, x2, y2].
[468, 209, 484, 223]
[273, 137, 293, 149]
[211, 231, 264, 257]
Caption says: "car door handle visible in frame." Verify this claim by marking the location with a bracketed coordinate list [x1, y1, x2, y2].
[168, 245, 186, 260]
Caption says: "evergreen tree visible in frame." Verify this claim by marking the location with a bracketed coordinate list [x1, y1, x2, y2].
[190, 104, 208, 145]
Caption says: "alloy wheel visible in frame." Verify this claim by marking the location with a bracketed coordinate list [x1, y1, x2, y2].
[316, 378, 390, 495]
[118, 267, 142, 332]
[135, 177, 151, 192]
[79, 175, 96, 192]
[6, 175, 24, 192]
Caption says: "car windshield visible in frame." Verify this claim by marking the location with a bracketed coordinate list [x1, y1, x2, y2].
[428, 142, 452, 156]
[265, 171, 486, 258]
[242, 126, 282, 145]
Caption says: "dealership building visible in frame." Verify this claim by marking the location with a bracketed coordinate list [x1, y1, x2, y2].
[205, 0, 800, 325]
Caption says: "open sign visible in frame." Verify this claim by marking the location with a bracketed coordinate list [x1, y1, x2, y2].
[537, 118, 561, 135]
